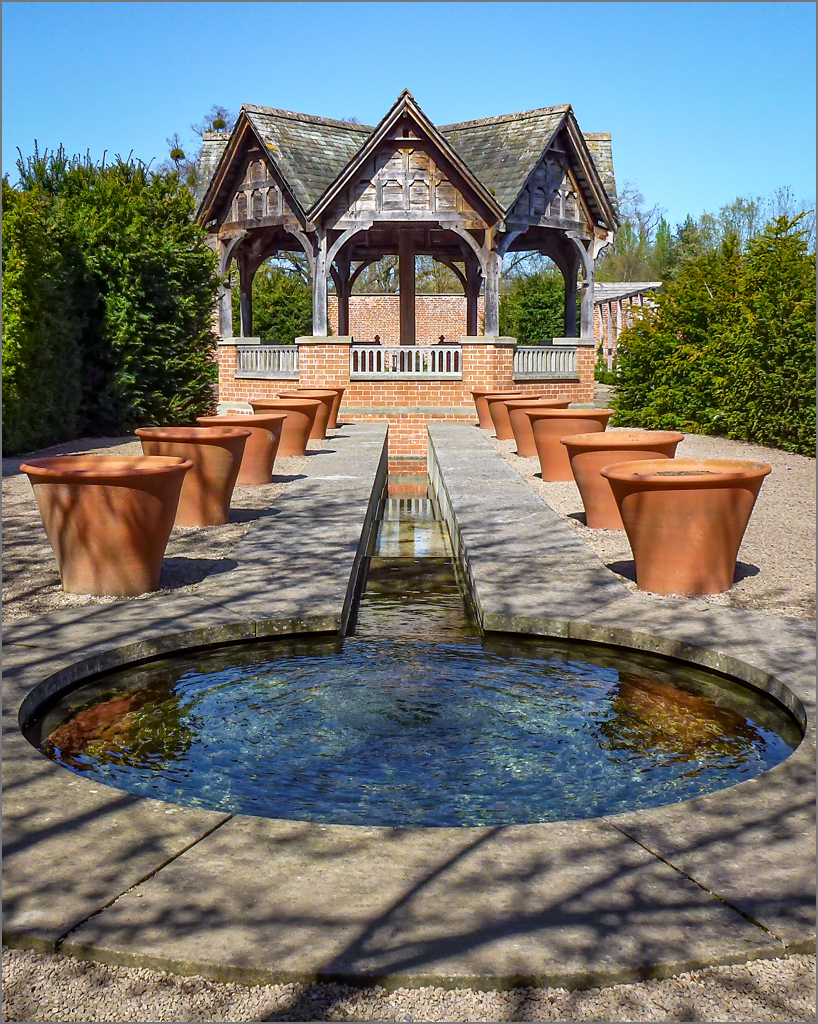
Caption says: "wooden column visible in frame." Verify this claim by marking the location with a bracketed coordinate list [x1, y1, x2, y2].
[465, 256, 482, 336]
[312, 230, 329, 337]
[399, 233, 416, 345]
[333, 257, 352, 337]
[237, 252, 253, 338]
[217, 282, 233, 337]
[483, 251, 502, 337]
[606, 300, 614, 368]
[563, 261, 579, 338]
[581, 256, 595, 338]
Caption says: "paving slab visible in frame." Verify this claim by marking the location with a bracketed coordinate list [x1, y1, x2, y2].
[3, 420, 814, 986]
[2, 425, 387, 955]
[427, 422, 816, 956]
[62, 815, 781, 989]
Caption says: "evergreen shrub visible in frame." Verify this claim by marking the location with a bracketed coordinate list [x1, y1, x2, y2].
[2, 149, 221, 455]
[613, 217, 815, 455]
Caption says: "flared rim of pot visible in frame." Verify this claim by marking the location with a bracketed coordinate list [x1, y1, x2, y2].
[19, 455, 194, 480]
[277, 389, 338, 398]
[250, 398, 322, 410]
[561, 429, 685, 449]
[196, 413, 288, 426]
[135, 426, 252, 442]
[525, 407, 614, 420]
[505, 397, 571, 410]
[600, 457, 773, 484]
[485, 392, 538, 403]
[472, 390, 524, 399]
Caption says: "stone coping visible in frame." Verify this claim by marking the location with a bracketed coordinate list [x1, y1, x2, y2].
[2, 421, 814, 991]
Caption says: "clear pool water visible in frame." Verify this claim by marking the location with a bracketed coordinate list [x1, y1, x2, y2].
[28, 494, 801, 827]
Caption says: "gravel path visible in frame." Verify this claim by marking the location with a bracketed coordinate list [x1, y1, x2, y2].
[2, 435, 330, 624]
[487, 429, 816, 622]
[2, 428, 815, 1021]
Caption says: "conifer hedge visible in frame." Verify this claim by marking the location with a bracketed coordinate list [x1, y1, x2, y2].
[612, 216, 816, 456]
[2, 149, 220, 455]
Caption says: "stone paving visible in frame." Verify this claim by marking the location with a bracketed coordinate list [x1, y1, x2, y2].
[2, 422, 814, 997]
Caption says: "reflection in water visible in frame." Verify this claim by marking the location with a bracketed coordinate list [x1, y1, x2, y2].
[31, 485, 801, 827]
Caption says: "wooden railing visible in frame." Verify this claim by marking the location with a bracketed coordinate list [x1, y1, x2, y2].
[351, 345, 462, 379]
[513, 344, 578, 379]
[236, 344, 299, 379]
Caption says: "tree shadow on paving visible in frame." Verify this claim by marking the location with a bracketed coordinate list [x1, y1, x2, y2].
[247, 776, 812, 1020]
[606, 560, 761, 587]
[159, 557, 238, 588]
[2, 620, 812, 1023]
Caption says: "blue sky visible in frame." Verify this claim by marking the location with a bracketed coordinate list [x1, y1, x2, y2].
[3, 2, 815, 227]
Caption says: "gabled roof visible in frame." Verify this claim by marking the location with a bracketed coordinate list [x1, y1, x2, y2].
[197, 95, 618, 230]
[594, 281, 662, 303]
[242, 105, 373, 210]
[439, 106, 569, 211]
[308, 89, 504, 222]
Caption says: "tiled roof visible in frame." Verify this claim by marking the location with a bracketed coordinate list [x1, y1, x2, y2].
[594, 282, 662, 302]
[582, 133, 618, 213]
[208, 101, 616, 224]
[243, 105, 373, 211]
[439, 106, 569, 211]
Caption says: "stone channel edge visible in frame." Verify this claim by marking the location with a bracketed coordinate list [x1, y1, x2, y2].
[0, 421, 813, 992]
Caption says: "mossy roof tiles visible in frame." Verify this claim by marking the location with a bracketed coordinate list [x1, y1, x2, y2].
[224, 102, 615, 221]
[243, 105, 373, 211]
[439, 106, 569, 211]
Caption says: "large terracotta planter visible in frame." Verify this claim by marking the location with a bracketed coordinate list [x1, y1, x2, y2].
[488, 394, 553, 440]
[291, 386, 345, 429]
[249, 398, 321, 456]
[562, 429, 684, 529]
[196, 413, 287, 485]
[470, 390, 520, 430]
[484, 393, 542, 437]
[19, 455, 192, 596]
[525, 408, 613, 481]
[278, 389, 336, 439]
[506, 398, 571, 455]
[135, 426, 250, 527]
[600, 458, 772, 596]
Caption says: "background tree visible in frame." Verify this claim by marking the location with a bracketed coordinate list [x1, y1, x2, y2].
[2, 146, 221, 454]
[231, 260, 312, 342]
[613, 215, 815, 455]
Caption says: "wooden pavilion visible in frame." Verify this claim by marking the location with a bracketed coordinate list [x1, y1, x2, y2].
[197, 90, 618, 342]
[195, 92, 619, 479]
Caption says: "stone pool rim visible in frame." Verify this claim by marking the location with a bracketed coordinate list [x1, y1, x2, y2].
[3, 422, 814, 991]
[17, 618, 807, 830]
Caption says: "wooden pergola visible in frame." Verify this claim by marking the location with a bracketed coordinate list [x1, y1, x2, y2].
[196, 91, 619, 345]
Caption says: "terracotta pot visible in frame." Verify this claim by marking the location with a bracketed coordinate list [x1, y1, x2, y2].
[196, 413, 287, 485]
[484, 393, 542, 436]
[470, 390, 520, 430]
[19, 455, 192, 596]
[135, 426, 250, 527]
[506, 398, 571, 455]
[525, 408, 613, 481]
[291, 386, 345, 428]
[600, 458, 772, 596]
[248, 398, 321, 456]
[562, 429, 684, 529]
[278, 389, 336, 439]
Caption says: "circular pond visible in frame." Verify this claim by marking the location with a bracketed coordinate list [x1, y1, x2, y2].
[28, 632, 800, 828]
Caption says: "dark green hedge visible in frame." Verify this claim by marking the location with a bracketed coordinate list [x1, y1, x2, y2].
[613, 217, 816, 455]
[2, 150, 220, 455]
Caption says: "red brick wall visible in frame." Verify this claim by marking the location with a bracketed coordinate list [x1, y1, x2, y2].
[328, 294, 485, 345]
[217, 337, 595, 468]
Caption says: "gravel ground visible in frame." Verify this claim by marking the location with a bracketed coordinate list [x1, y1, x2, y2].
[487, 428, 816, 622]
[2, 427, 815, 1021]
[2, 947, 815, 1022]
[2, 435, 331, 624]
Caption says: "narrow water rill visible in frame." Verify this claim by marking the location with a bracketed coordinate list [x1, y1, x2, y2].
[28, 480, 801, 828]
